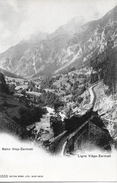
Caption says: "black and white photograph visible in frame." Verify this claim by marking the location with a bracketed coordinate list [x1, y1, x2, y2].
[0, 0, 117, 181]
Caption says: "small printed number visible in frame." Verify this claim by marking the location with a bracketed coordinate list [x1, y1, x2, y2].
[0, 175, 8, 178]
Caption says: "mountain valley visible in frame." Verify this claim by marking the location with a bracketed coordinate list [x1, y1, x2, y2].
[0, 6, 117, 155]
[0, 6, 117, 88]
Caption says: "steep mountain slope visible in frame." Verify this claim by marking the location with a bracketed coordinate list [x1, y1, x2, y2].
[0, 32, 48, 74]
[0, 17, 86, 77]
[0, 68, 23, 78]
[35, 5, 117, 78]
[55, 5, 117, 72]
[0, 6, 117, 80]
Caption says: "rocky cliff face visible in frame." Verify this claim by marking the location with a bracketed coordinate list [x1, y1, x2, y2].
[0, 17, 86, 77]
[0, 72, 9, 93]
[0, 32, 48, 75]
[0, 6, 117, 79]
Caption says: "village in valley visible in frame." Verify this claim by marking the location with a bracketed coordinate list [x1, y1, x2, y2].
[1, 3, 117, 156]
[0, 65, 117, 155]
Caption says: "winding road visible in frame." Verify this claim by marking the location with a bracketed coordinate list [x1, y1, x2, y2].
[50, 84, 97, 155]
[89, 84, 97, 108]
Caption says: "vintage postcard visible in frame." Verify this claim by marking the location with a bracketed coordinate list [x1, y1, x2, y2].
[0, 0, 117, 181]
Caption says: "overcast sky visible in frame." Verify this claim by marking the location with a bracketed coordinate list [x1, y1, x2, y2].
[0, 0, 117, 53]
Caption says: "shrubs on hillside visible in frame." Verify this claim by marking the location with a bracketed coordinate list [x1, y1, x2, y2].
[27, 81, 39, 92]
[8, 84, 15, 94]
[0, 72, 9, 94]
[72, 81, 80, 90]
[90, 39, 116, 93]
[12, 106, 46, 126]
[50, 115, 64, 137]
[72, 85, 86, 103]
[40, 77, 56, 89]
[38, 91, 64, 107]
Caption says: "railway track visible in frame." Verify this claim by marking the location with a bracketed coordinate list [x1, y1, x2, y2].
[50, 84, 97, 155]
